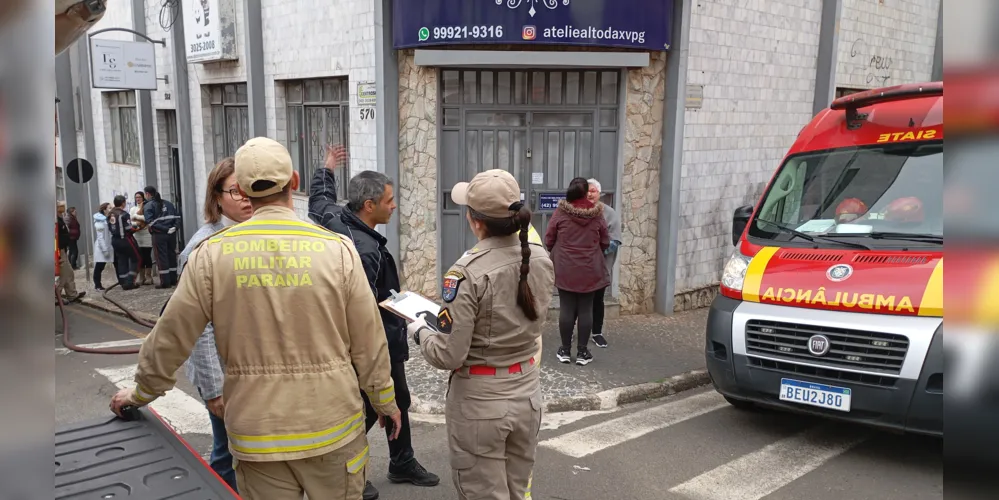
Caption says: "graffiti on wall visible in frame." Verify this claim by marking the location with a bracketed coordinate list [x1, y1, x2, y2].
[850, 38, 892, 86]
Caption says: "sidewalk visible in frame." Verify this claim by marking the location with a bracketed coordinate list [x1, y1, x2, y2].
[73, 266, 711, 414]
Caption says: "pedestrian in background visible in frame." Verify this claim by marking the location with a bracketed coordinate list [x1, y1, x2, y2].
[143, 185, 180, 288]
[544, 177, 609, 366]
[130, 191, 154, 286]
[408, 169, 555, 500]
[175, 157, 254, 493]
[586, 178, 622, 349]
[92, 203, 113, 291]
[56, 201, 84, 302]
[66, 206, 81, 270]
[108, 195, 141, 290]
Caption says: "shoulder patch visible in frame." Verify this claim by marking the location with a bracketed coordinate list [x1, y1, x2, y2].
[441, 270, 466, 303]
[437, 307, 453, 334]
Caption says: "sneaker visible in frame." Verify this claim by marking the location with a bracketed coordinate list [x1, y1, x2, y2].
[363, 480, 379, 500]
[592, 334, 609, 348]
[576, 347, 593, 366]
[388, 460, 440, 486]
[556, 346, 572, 364]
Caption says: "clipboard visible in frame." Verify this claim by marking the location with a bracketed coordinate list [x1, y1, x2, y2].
[379, 290, 441, 323]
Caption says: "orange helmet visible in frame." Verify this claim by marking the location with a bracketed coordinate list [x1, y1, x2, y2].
[835, 198, 868, 223]
[884, 196, 924, 223]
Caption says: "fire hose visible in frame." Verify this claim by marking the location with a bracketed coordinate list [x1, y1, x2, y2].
[56, 282, 157, 355]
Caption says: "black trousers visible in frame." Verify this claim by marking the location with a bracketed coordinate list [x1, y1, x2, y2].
[111, 238, 139, 287]
[93, 262, 107, 289]
[559, 289, 595, 350]
[68, 240, 79, 269]
[593, 286, 608, 336]
[152, 232, 178, 286]
[362, 361, 414, 471]
[138, 247, 153, 269]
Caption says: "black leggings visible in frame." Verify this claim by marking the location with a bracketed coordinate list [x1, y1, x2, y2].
[593, 286, 607, 336]
[93, 262, 107, 289]
[559, 289, 595, 351]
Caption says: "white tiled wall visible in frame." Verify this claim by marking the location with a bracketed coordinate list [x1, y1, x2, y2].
[675, 0, 823, 292]
[836, 0, 940, 89]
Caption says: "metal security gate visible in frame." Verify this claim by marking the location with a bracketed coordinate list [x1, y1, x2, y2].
[439, 69, 622, 277]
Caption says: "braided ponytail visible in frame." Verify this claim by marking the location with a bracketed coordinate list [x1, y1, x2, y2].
[514, 205, 539, 321]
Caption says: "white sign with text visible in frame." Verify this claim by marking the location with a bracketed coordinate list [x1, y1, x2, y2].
[182, 0, 237, 63]
[90, 39, 157, 90]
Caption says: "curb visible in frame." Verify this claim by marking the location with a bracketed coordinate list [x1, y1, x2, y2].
[79, 297, 159, 325]
[410, 369, 711, 415]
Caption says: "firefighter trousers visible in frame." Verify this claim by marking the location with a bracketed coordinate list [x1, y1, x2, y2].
[151, 232, 177, 286]
[445, 367, 542, 500]
[233, 432, 369, 500]
[111, 238, 139, 288]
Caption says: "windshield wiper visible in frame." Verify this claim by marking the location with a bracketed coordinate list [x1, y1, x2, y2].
[869, 232, 943, 244]
[755, 218, 871, 250]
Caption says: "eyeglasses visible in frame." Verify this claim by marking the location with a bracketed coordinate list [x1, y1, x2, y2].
[219, 187, 247, 201]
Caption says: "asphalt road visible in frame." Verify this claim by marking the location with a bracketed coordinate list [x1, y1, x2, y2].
[55, 305, 942, 500]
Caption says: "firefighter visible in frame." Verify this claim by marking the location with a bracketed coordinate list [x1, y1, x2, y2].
[110, 137, 402, 500]
[108, 195, 141, 290]
[143, 185, 181, 288]
[407, 169, 555, 500]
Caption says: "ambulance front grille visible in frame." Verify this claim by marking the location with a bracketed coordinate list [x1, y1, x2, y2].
[745, 319, 909, 375]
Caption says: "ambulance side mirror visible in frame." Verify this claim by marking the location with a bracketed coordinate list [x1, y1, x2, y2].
[732, 205, 754, 246]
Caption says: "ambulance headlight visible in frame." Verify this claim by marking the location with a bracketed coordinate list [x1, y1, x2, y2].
[721, 251, 752, 291]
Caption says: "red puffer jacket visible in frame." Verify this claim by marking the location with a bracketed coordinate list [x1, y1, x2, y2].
[544, 198, 610, 293]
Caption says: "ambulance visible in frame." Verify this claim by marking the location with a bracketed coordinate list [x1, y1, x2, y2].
[705, 82, 943, 436]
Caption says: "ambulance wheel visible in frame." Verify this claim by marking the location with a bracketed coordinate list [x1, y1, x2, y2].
[724, 395, 755, 411]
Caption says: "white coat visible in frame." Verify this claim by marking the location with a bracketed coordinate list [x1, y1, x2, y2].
[92, 212, 113, 263]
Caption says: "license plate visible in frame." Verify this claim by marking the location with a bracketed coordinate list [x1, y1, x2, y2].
[778, 378, 852, 412]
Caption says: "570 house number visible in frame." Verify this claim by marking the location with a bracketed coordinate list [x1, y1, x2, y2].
[359, 108, 375, 120]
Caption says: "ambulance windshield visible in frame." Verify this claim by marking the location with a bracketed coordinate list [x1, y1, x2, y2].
[748, 142, 943, 247]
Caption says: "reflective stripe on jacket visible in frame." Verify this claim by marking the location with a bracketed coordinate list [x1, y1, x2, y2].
[132, 206, 399, 462]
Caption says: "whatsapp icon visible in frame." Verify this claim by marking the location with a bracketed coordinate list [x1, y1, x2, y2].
[418, 27, 430, 41]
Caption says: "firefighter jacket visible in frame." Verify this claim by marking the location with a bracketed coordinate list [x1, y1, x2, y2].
[131, 205, 399, 462]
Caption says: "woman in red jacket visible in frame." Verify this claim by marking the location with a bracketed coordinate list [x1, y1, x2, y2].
[544, 177, 610, 366]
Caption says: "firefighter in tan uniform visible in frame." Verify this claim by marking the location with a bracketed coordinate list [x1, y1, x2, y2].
[110, 137, 402, 500]
[407, 169, 555, 500]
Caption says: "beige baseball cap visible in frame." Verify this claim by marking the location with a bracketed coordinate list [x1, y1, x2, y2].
[234, 137, 294, 198]
[450, 169, 522, 218]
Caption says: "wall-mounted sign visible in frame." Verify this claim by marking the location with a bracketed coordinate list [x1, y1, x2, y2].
[182, 0, 238, 63]
[90, 39, 158, 90]
[537, 192, 565, 211]
[357, 82, 377, 106]
[393, 0, 673, 51]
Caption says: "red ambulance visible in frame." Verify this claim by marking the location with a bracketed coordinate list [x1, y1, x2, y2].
[706, 82, 943, 436]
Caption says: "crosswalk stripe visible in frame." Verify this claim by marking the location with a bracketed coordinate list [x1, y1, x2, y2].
[55, 338, 145, 355]
[669, 424, 869, 500]
[539, 391, 728, 458]
[96, 365, 212, 436]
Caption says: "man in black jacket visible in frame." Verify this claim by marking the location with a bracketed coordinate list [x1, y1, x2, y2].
[309, 146, 440, 500]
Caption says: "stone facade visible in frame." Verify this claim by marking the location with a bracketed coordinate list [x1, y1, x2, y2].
[397, 51, 440, 298]
[617, 52, 666, 314]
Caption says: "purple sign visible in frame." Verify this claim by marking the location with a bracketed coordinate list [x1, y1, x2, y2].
[392, 0, 673, 51]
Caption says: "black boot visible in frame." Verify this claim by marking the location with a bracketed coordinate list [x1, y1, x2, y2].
[363, 480, 379, 500]
[387, 459, 440, 486]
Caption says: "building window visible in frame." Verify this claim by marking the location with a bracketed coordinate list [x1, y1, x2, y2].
[285, 78, 350, 196]
[107, 91, 140, 165]
[208, 83, 250, 163]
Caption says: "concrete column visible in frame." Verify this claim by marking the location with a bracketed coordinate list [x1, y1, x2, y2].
[375, 0, 402, 260]
[244, 0, 267, 136]
[170, 0, 200, 235]
[77, 40, 101, 232]
[132, 0, 159, 187]
[812, 0, 843, 116]
[56, 51, 91, 261]
[931, 0, 942, 81]
[654, 0, 693, 316]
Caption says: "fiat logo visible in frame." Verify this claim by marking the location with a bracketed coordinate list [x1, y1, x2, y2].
[826, 264, 853, 282]
[808, 335, 831, 356]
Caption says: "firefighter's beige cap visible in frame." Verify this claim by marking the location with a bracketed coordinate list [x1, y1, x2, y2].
[450, 169, 522, 219]
[234, 137, 294, 198]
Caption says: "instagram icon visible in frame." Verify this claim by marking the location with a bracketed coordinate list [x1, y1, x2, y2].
[522, 25, 537, 40]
